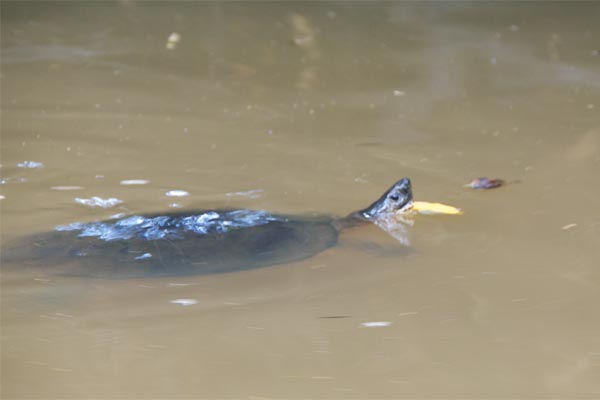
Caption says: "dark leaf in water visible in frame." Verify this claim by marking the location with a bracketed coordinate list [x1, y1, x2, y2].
[464, 177, 505, 189]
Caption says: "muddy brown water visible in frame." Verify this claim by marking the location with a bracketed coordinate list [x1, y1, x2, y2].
[2, 2, 599, 398]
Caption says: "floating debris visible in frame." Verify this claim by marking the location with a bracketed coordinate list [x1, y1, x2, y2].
[75, 197, 123, 208]
[0, 195, 5, 200]
[464, 177, 505, 189]
[360, 321, 392, 328]
[170, 299, 198, 306]
[165, 190, 189, 197]
[17, 161, 44, 169]
[120, 179, 149, 186]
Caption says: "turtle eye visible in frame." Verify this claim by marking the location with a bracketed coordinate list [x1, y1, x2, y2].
[389, 195, 399, 201]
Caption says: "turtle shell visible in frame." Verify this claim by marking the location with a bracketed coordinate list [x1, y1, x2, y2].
[3, 209, 339, 278]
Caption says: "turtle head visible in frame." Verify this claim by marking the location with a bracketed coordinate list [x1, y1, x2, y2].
[359, 178, 413, 221]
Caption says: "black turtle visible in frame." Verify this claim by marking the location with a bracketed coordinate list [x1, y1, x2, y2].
[3, 178, 413, 278]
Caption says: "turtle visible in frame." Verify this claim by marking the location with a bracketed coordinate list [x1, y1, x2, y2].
[2, 178, 414, 278]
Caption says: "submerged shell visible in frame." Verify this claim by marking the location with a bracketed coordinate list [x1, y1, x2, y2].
[4, 209, 339, 278]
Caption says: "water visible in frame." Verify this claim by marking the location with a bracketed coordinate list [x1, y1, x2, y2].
[2, 2, 600, 398]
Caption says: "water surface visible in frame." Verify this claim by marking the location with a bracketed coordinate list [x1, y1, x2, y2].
[2, 2, 600, 398]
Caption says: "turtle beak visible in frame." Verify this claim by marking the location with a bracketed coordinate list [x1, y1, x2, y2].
[398, 198, 414, 213]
